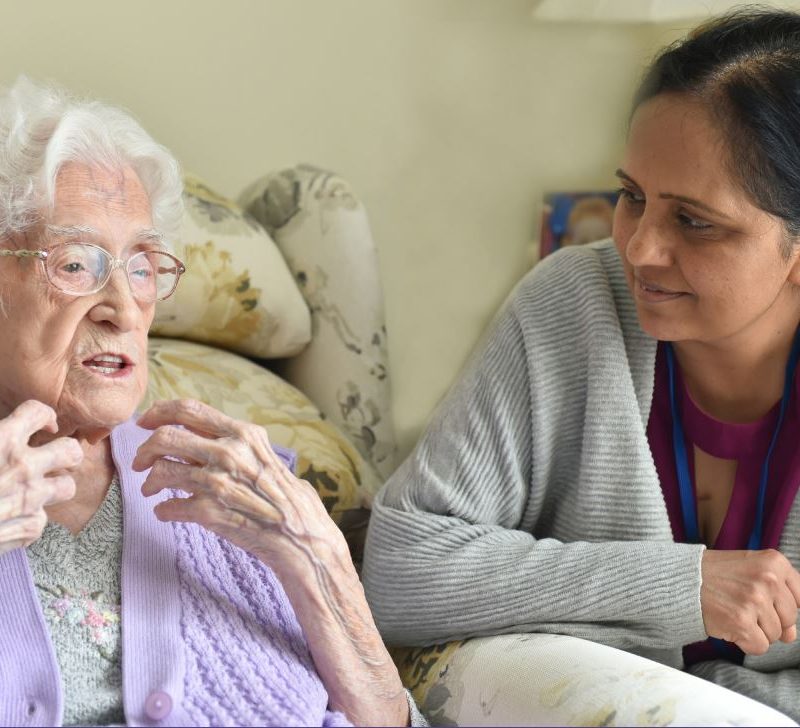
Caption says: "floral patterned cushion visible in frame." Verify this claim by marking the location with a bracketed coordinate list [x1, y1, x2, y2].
[239, 166, 397, 480]
[151, 176, 312, 359]
[143, 337, 380, 559]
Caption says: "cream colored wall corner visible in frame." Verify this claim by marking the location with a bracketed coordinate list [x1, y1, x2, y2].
[0, 0, 673, 462]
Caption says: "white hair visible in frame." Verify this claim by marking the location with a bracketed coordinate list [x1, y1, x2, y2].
[0, 76, 183, 241]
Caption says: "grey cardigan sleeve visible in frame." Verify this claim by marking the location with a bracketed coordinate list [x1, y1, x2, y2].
[362, 294, 706, 651]
[689, 661, 800, 722]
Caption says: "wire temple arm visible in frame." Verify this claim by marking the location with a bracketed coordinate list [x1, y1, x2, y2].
[0, 250, 46, 259]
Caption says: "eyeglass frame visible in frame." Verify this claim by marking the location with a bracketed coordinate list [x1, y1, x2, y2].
[0, 242, 187, 302]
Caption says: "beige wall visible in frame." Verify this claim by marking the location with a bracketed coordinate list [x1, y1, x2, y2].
[0, 0, 713, 458]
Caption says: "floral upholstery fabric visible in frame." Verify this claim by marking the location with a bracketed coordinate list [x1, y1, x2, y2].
[143, 337, 379, 560]
[151, 176, 311, 359]
[392, 634, 796, 726]
[239, 166, 397, 480]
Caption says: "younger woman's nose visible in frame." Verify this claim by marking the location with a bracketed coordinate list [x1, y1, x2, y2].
[623, 217, 674, 268]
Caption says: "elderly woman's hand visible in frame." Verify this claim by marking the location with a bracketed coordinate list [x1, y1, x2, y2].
[133, 398, 409, 727]
[0, 400, 83, 555]
[132, 398, 348, 577]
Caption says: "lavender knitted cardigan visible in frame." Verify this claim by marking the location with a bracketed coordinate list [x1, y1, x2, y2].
[0, 418, 352, 727]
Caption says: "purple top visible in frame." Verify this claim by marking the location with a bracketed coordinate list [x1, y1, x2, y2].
[648, 342, 800, 665]
[0, 418, 350, 727]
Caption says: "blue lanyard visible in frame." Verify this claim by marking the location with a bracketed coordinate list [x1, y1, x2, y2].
[665, 330, 800, 661]
[665, 329, 800, 549]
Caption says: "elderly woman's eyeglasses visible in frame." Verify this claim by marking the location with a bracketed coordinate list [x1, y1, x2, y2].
[0, 242, 186, 302]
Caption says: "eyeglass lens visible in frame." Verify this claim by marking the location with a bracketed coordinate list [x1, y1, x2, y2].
[46, 244, 181, 301]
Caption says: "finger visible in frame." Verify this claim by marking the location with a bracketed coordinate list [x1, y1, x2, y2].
[0, 481, 48, 521]
[30, 436, 84, 475]
[2, 400, 58, 442]
[137, 399, 236, 439]
[0, 538, 31, 556]
[738, 628, 771, 656]
[133, 425, 221, 471]
[41, 474, 77, 506]
[0, 511, 47, 549]
[757, 610, 784, 644]
[785, 565, 800, 607]
[141, 458, 199, 497]
[781, 624, 797, 643]
[0, 439, 82, 503]
[154, 494, 254, 534]
[0, 474, 75, 521]
[773, 591, 798, 633]
[153, 494, 207, 524]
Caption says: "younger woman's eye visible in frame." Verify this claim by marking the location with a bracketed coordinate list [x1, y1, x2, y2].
[678, 212, 712, 230]
[616, 187, 644, 205]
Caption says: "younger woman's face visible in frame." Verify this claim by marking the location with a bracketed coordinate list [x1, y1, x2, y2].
[613, 93, 800, 344]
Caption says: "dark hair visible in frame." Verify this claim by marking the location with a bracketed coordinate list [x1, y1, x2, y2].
[634, 7, 800, 247]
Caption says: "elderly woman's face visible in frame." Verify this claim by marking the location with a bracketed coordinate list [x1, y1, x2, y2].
[613, 93, 800, 344]
[0, 163, 155, 438]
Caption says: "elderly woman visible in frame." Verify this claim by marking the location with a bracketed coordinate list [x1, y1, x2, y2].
[0, 77, 424, 727]
[364, 8, 800, 722]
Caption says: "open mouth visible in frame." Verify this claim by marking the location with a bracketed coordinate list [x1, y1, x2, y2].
[82, 354, 133, 376]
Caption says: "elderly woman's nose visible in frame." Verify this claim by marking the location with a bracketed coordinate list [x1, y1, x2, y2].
[88, 268, 143, 330]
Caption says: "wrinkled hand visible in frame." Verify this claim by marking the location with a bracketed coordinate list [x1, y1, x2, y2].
[701, 548, 800, 655]
[135, 398, 409, 726]
[0, 400, 83, 555]
[133, 399, 348, 579]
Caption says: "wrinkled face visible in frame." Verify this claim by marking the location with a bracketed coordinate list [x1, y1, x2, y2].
[0, 162, 156, 438]
[613, 93, 800, 343]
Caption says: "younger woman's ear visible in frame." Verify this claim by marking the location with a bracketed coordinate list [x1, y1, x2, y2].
[787, 236, 800, 286]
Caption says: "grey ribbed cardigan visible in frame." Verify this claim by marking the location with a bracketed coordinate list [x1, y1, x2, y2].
[363, 239, 800, 720]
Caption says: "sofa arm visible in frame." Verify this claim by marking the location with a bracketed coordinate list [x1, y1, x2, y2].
[392, 634, 797, 726]
[239, 165, 397, 484]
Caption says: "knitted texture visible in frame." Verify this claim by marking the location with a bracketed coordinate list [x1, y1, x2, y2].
[364, 240, 707, 657]
[363, 239, 800, 722]
[26, 477, 124, 727]
[172, 518, 340, 727]
[0, 420, 430, 726]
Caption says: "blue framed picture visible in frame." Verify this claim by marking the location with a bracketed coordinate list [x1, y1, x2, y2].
[540, 190, 620, 259]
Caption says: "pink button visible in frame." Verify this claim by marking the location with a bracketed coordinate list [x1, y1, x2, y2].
[144, 690, 172, 721]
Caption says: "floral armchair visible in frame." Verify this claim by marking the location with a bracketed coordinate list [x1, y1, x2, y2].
[146, 165, 797, 727]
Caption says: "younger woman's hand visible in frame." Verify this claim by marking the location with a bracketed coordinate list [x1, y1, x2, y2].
[701, 548, 800, 654]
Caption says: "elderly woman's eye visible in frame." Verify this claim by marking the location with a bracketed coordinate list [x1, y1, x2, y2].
[130, 259, 154, 279]
[62, 261, 86, 274]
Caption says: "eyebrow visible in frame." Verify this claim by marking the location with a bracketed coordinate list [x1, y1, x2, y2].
[45, 224, 165, 244]
[614, 169, 734, 221]
[46, 224, 97, 237]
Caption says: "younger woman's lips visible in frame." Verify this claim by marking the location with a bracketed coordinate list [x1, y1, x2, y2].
[635, 277, 688, 302]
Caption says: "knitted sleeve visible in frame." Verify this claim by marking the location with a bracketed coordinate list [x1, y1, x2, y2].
[688, 661, 799, 722]
[362, 269, 706, 650]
